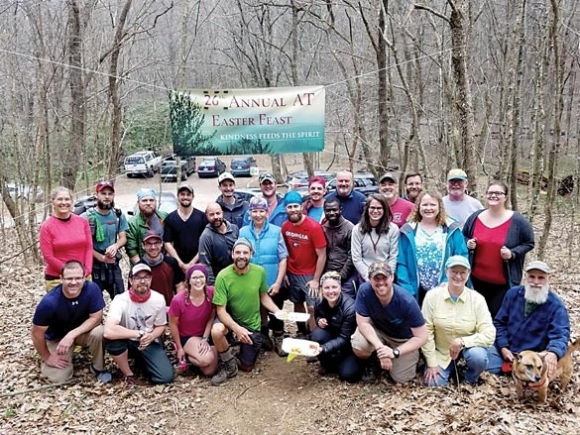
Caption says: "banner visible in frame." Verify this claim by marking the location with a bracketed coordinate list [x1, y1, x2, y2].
[169, 86, 325, 156]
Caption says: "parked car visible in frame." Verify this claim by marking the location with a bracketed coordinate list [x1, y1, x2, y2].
[326, 172, 379, 196]
[198, 157, 226, 178]
[230, 156, 258, 177]
[72, 195, 97, 215]
[7, 183, 44, 202]
[235, 187, 263, 203]
[124, 150, 164, 178]
[160, 156, 196, 182]
[285, 170, 335, 190]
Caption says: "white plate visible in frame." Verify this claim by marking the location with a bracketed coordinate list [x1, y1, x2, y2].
[281, 338, 320, 357]
[274, 311, 310, 322]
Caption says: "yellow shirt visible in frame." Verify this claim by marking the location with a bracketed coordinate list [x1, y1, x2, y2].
[421, 284, 496, 369]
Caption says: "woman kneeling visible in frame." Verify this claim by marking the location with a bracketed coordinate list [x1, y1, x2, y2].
[169, 265, 218, 376]
[310, 272, 360, 382]
[422, 256, 495, 386]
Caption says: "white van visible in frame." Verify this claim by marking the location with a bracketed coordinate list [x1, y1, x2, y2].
[124, 151, 163, 178]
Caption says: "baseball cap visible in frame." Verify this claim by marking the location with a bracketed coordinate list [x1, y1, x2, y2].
[177, 183, 194, 194]
[379, 173, 397, 184]
[96, 180, 115, 193]
[368, 261, 392, 279]
[136, 188, 156, 201]
[218, 172, 235, 184]
[445, 255, 471, 270]
[143, 229, 162, 242]
[525, 260, 551, 274]
[131, 263, 152, 276]
[284, 191, 303, 207]
[447, 169, 468, 181]
[259, 172, 276, 184]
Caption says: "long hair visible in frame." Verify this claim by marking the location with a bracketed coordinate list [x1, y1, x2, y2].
[407, 191, 448, 226]
[185, 271, 209, 305]
[359, 194, 392, 235]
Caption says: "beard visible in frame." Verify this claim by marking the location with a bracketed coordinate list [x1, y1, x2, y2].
[97, 200, 113, 210]
[524, 282, 549, 304]
[234, 258, 249, 270]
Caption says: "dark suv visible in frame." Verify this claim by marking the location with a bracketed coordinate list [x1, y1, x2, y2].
[230, 156, 258, 177]
[326, 172, 379, 196]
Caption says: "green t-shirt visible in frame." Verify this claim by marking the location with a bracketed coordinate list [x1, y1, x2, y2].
[213, 264, 268, 331]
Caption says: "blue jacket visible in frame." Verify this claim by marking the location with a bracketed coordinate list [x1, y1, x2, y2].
[239, 221, 288, 287]
[241, 194, 287, 227]
[494, 285, 570, 359]
[396, 220, 468, 298]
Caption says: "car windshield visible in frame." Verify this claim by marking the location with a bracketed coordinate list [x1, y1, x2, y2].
[125, 156, 144, 165]
[201, 159, 215, 165]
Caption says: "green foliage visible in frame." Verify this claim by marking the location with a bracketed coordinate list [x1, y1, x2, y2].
[224, 138, 273, 154]
[124, 102, 172, 154]
[169, 91, 215, 156]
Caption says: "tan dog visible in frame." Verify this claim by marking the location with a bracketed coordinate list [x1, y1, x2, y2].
[512, 339, 579, 403]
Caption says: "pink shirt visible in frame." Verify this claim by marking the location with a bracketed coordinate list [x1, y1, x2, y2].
[389, 197, 414, 228]
[168, 286, 214, 338]
[39, 214, 93, 277]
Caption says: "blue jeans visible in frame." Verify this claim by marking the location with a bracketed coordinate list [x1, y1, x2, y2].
[486, 345, 507, 375]
[310, 327, 360, 383]
[424, 346, 489, 387]
[106, 338, 174, 384]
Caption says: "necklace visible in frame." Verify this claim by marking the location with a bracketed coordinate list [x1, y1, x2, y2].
[368, 230, 382, 254]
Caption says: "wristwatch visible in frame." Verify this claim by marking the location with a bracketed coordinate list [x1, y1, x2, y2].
[392, 348, 401, 359]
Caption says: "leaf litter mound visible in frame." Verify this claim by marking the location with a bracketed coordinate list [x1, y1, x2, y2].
[1, 214, 580, 435]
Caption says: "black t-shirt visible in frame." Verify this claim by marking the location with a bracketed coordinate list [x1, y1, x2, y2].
[163, 208, 208, 263]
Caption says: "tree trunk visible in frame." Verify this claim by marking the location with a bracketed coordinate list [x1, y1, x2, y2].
[64, 0, 85, 190]
[107, 0, 133, 181]
[449, 1, 477, 191]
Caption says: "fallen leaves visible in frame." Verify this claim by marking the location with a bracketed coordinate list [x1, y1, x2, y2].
[1, 214, 580, 434]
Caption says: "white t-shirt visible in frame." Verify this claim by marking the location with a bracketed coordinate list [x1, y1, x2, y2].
[443, 195, 484, 225]
[107, 291, 167, 335]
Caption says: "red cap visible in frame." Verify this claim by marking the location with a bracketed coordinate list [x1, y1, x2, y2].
[96, 180, 115, 193]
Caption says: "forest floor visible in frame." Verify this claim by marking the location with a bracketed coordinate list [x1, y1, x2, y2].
[1, 171, 580, 434]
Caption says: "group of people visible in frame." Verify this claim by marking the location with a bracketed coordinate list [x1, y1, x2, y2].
[32, 168, 570, 390]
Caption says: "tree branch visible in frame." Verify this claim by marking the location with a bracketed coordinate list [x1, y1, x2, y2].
[414, 4, 450, 24]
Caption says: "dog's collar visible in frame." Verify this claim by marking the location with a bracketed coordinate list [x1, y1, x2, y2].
[520, 378, 547, 390]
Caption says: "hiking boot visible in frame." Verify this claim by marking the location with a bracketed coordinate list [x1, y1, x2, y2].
[211, 358, 238, 386]
[124, 375, 137, 388]
[273, 334, 288, 357]
[361, 361, 379, 384]
[89, 364, 112, 384]
[318, 365, 328, 376]
[261, 332, 274, 351]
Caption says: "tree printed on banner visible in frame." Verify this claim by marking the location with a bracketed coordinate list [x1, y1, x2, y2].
[169, 91, 215, 157]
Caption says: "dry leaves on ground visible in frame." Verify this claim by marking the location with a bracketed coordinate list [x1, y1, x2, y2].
[1, 213, 580, 435]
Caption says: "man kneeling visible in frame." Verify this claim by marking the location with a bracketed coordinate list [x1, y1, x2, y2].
[104, 263, 174, 386]
[210, 238, 282, 386]
[31, 260, 111, 384]
[351, 262, 427, 384]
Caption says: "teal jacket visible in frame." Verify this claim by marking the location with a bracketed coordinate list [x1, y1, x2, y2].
[396, 220, 468, 299]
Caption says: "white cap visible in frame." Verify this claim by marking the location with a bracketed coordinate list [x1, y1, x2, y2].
[218, 172, 235, 184]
